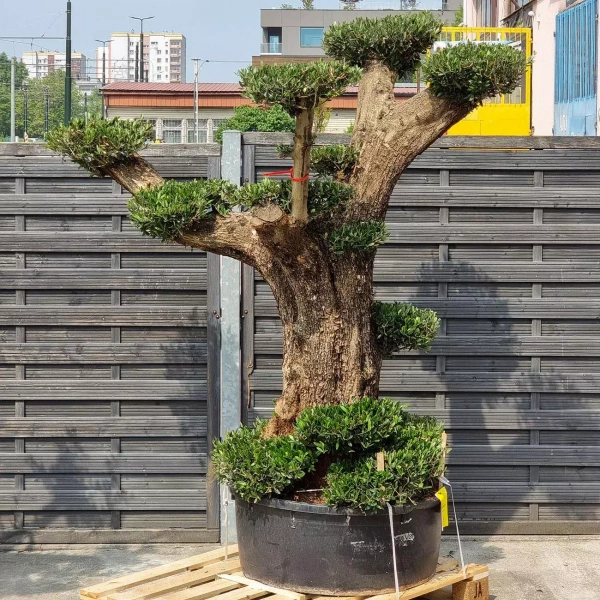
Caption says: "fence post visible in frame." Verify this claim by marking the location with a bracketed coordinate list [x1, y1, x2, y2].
[219, 130, 243, 544]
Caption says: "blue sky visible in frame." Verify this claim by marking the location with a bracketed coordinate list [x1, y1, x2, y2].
[1, 0, 346, 83]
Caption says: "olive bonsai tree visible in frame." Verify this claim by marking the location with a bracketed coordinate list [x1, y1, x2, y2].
[48, 15, 525, 446]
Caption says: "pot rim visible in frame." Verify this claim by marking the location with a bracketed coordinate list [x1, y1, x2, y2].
[235, 494, 440, 516]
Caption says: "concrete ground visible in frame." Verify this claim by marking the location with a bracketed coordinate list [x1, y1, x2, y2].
[0, 537, 598, 600]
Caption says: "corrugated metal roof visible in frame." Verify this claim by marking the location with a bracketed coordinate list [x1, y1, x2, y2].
[103, 82, 243, 93]
[102, 82, 418, 97]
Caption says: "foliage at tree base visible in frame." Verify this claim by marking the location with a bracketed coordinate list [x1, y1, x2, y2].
[212, 397, 445, 512]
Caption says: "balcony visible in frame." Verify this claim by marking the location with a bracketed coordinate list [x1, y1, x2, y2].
[260, 42, 282, 54]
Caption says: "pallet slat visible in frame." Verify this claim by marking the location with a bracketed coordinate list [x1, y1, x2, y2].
[81, 545, 239, 599]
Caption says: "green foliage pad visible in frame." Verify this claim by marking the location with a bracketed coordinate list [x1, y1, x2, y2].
[310, 145, 360, 180]
[47, 118, 152, 175]
[239, 61, 361, 115]
[328, 221, 389, 254]
[325, 414, 445, 512]
[212, 398, 445, 512]
[295, 397, 406, 455]
[324, 13, 442, 78]
[372, 301, 440, 355]
[212, 421, 316, 504]
[215, 105, 295, 143]
[423, 42, 528, 106]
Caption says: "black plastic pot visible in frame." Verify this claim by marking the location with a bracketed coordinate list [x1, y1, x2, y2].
[235, 496, 442, 596]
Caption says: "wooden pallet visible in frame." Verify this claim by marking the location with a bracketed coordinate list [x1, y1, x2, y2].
[80, 545, 489, 600]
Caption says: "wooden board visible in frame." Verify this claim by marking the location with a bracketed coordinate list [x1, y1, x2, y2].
[80, 545, 489, 600]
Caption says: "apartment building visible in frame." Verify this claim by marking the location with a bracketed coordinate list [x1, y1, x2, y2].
[21, 51, 87, 80]
[95, 32, 186, 84]
[253, 2, 460, 66]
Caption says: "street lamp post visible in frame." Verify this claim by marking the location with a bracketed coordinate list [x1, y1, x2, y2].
[130, 16, 154, 83]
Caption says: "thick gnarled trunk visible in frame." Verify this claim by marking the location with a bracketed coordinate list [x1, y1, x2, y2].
[263, 251, 382, 436]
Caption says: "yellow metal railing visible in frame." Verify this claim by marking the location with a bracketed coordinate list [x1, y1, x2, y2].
[439, 27, 532, 136]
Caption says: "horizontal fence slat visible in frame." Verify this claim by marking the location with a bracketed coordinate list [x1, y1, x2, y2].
[0, 453, 206, 474]
[0, 307, 206, 327]
[0, 417, 206, 437]
[0, 343, 206, 363]
[0, 490, 206, 510]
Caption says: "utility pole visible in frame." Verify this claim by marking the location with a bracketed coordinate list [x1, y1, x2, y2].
[10, 57, 16, 142]
[64, 0, 72, 124]
[44, 87, 50, 137]
[23, 83, 28, 138]
[84, 92, 88, 125]
[95, 39, 110, 86]
[192, 59, 207, 144]
[134, 43, 139, 82]
[130, 16, 154, 83]
[193, 59, 199, 143]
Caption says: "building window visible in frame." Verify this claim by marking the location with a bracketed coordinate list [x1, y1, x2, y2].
[163, 119, 182, 143]
[156, 74, 161, 79]
[157, 49, 162, 54]
[187, 119, 208, 143]
[300, 27, 324, 47]
[157, 66, 162, 71]
[157, 58, 162, 63]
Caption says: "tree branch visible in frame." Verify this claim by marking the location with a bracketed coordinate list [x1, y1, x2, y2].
[103, 154, 165, 194]
[347, 62, 471, 222]
[290, 106, 315, 223]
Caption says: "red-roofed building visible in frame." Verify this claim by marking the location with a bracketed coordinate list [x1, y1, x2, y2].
[102, 81, 417, 143]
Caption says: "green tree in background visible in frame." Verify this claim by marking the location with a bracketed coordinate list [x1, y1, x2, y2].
[215, 105, 296, 143]
[0, 65, 102, 140]
[0, 53, 29, 139]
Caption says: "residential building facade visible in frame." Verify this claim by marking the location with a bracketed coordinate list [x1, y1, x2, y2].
[465, 0, 598, 136]
[95, 32, 186, 84]
[253, 4, 461, 66]
[21, 51, 87, 80]
[101, 82, 417, 142]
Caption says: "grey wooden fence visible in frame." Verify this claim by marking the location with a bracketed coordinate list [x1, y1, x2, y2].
[0, 143, 221, 544]
[241, 132, 600, 535]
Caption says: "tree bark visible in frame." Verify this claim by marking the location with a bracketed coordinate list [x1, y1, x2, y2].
[263, 249, 381, 436]
[104, 154, 164, 194]
[347, 62, 472, 222]
[290, 106, 314, 222]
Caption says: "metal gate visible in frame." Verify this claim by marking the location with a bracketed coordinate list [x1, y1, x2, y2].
[554, 0, 598, 136]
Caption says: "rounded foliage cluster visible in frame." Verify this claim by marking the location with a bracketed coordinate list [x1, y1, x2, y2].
[327, 220, 389, 254]
[324, 13, 442, 77]
[212, 397, 445, 513]
[295, 397, 405, 455]
[422, 42, 528, 106]
[128, 177, 356, 241]
[239, 61, 361, 115]
[325, 414, 445, 511]
[47, 118, 153, 175]
[128, 179, 238, 241]
[212, 421, 316, 504]
[310, 145, 360, 181]
[372, 301, 440, 355]
[214, 105, 295, 144]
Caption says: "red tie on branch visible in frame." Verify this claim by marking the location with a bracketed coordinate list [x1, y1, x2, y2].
[262, 167, 310, 182]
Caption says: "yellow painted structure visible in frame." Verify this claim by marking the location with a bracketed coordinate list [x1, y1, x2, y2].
[439, 27, 533, 136]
